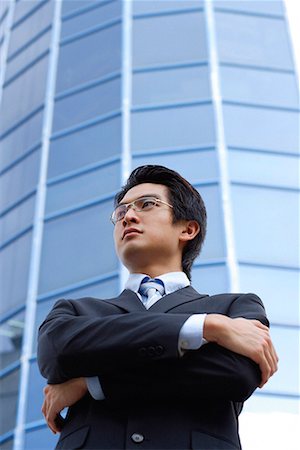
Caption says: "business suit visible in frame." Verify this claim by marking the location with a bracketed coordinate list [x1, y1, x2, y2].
[38, 286, 267, 450]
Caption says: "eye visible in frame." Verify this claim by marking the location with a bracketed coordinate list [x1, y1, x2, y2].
[140, 198, 156, 210]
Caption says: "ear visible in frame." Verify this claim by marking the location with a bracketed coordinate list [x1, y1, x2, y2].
[179, 220, 200, 244]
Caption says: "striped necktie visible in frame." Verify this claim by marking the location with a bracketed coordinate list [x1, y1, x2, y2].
[138, 277, 165, 309]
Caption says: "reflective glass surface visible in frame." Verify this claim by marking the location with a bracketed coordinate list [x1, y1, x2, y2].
[1, 55, 48, 133]
[8, 0, 54, 58]
[56, 23, 121, 93]
[0, 113, 43, 171]
[133, 0, 203, 15]
[24, 426, 58, 450]
[53, 77, 121, 132]
[131, 104, 215, 152]
[132, 65, 210, 106]
[220, 66, 299, 109]
[38, 200, 118, 294]
[0, 150, 40, 213]
[228, 150, 299, 189]
[0, 311, 25, 370]
[0, 231, 32, 316]
[224, 105, 299, 153]
[132, 149, 218, 185]
[133, 11, 207, 68]
[231, 185, 299, 267]
[61, 0, 121, 38]
[0, 368, 19, 434]
[192, 264, 229, 294]
[239, 265, 299, 326]
[62, 0, 99, 16]
[48, 116, 121, 178]
[216, 11, 293, 69]
[215, 1, 284, 15]
[26, 361, 47, 422]
[46, 161, 120, 214]
[0, 195, 35, 245]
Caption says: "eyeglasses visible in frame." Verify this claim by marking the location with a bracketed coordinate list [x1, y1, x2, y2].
[110, 196, 173, 225]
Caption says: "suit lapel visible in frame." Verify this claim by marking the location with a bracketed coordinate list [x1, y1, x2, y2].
[100, 289, 146, 312]
[150, 286, 208, 313]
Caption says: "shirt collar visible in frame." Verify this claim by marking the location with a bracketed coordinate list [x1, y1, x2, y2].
[125, 272, 190, 296]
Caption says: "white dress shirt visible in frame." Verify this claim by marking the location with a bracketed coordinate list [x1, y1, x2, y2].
[86, 272, 206, 400]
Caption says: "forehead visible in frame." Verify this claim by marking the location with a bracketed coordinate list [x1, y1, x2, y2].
[121, 183, 169, 204]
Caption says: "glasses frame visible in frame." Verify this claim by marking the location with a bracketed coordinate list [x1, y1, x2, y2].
[110, 196, 173, 225]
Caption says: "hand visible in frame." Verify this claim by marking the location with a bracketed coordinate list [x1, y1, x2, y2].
[203, 315, 278, 388]
[42, 378, 87, 434]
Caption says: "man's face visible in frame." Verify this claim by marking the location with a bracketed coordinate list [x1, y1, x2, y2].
[113, 183, 185, 274]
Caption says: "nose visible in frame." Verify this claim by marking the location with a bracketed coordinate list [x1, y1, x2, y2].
[122, 205, 140, 225]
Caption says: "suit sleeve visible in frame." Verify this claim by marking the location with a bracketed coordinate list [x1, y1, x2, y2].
[37, 299, 191, 384]
[99, 293, 267, 404]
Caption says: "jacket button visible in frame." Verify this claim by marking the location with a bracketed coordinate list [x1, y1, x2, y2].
[138, 347, 147, 357]
[147, 346, 155, 356]
[155, 345, 164, 355]
[131, 433, 144, 443]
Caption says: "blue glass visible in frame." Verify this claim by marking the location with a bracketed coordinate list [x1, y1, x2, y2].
[192, 264, 229, 294]
[1, 55, 48, 134]
[61, 0, 122, 38]
[132, 149, 218, 185]
[228, 150, 300, 189]
[0, 368, 19, 435]
[38, 200, 118, 295]
[133, 11, 207, 68]
[56, 23, 121, 93]
[0, 231, 32, 315]
[220, 66, 299, 109]
[46, 161, 120, 214]
[244, 393, 299, 415]
[231, 185, 299, 267]
[8, 0, 54, 58]
[62, 0, 100, 16]
[131, 104, 215, 152]
[24, 426, 59, 450]
[215, 1, 284, 15]
[239, 265, 299, 326]
[0, 112, 43, 171]
[0, 150, 40, 213]
[48, 116, 121, 178]
[133, 65, 210, 106]
[224, 105, 299, 154]
[216, 12, 293, 70]
[0, 311, 25, 370]
[0, 194, 35, 245]
[53, 77, 121, 132]
[133, 0, 203, 15]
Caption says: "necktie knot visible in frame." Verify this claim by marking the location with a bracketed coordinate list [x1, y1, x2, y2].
[138, 277, 165, 308]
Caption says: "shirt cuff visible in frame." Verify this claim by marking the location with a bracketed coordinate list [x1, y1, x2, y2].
[178, 314, 208, 354]
[86, 377, 105, 400]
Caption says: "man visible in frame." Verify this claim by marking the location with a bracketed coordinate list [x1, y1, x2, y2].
[38, 165, 278, 450]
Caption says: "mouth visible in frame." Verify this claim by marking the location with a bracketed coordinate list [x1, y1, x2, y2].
[122, 228, 142, 240]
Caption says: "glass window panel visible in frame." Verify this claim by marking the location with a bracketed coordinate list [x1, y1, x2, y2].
[216, 1, 284, 15]
[132, 149, 218, 184]
[133, 11, 207, 68]
[131, 104, 215, 152]
[238, 265, 299, 326]
[0, 311, 25, 370]
[5, 29, 51, 82]
[216, 12, 293, 69]
[133, 0, 203, 15]
[223, 105, 299, 153]
[34, 277, 120, 352]
[220, 66, 299, 109]
[132, 65, 210, 106]
[262, 326, 299, 395]
[0, 231, 32, 316]
[53, 77, 121, 132]
[56, 23, 121, 93]
[0, 368, 19, 435]
[62, 0, 99, 16]
[231, 186, 299, 267]
[0, 150, 40, 213]
[0, 112, 43, 171]
[0, 194, 35, 246]
[0, 55, 48, 133]
[38, 201, 118, 294]
[228, 150, 299, 189]
[8, 0, 54, 57]
[61, 0, 122, 38]
[46, 161, 120, 214]
[0, 438, 13, 450]
[26, 361, 47, 422]
[48, 116, 121, 178]
[243, 393, 299, 415]
[24, 427, 59, 450]
[192, 264, 229, 294]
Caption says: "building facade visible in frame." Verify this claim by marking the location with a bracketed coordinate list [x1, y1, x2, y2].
[0, 0, 299, 449]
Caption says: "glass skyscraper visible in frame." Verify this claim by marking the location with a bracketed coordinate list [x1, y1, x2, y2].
[0, 1, 299, 449]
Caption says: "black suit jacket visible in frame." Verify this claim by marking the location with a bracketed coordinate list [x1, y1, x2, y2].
[37, 286, 268, 450]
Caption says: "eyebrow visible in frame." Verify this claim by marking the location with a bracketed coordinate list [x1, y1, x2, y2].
[118, 194, 163, 206]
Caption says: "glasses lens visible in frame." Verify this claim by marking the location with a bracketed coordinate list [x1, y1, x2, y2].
[113, 205, 126, 223]
[135, 197, 156, 211]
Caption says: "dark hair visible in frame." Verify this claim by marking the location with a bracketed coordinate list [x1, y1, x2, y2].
[115, 165, 207, 280]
